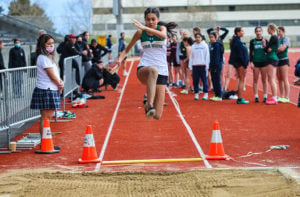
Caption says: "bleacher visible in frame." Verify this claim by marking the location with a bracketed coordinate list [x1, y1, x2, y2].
[0, 30, 30, 45]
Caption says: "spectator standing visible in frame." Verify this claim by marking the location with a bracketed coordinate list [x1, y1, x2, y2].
[81, 32, 93, 73]
[90, 39, 108, 64]
[9, 38, 27, 97]
[249, 26, 268, 103]
[180, 37, 193, 95]
[207, 26, 228, 88]
[188, 33, 210, 100]
[58, 33, 81, 78]
[169, 34, 180, 87]
[57, 35, 69, 77]
[209, 32, 223, 101]
[106, 35, 113, 62]
[228, 27, 249, 104]
[277, 26, 290, 103]
[30, 34, 63, 143]
[118, 32, 128, 76]
[265, 23, 279, 105]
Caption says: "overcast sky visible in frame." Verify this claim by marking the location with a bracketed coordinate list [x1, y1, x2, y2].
[0, 0, 90, 34]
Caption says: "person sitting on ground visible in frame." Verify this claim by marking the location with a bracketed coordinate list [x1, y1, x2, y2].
[82, 60, 120, 93]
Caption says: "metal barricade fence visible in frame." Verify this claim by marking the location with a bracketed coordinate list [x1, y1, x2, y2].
[0, 67, 40, 148]
[102, 44, 118, 66]
[61, 55, 82, 112]
[0, 71, 8, 132]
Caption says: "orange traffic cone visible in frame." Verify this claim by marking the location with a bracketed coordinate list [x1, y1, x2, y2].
[206, 121, 229, 160]
[78, 125, 100, 163]
[35, 118, 60, 154]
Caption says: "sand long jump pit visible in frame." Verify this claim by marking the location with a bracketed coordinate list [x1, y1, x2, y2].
[0, 168, 299, 197]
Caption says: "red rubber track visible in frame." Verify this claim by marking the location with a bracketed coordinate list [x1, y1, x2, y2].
[0, 53, 299, 173]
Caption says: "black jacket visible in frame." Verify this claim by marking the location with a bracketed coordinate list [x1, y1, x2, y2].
[81, 40, 92, 62]
[8, 47, 26, 68]
[209, 42, 223, 71]
[82, 64, 103, 90]
[61, 41, 80, 59]
[229, 36, 249, 67]
[90, 44, 108, 63]
[0, 50, 5, 69]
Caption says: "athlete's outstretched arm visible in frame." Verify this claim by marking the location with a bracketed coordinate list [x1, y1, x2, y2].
[132, 19, 167, 39]
[112, 30, 142, 72]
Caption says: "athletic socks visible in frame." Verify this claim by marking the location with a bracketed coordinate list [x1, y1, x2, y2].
[264, 94, 268, 99]
[272, 96, 278, 101]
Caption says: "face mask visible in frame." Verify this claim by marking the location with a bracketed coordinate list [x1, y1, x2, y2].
[15, 43, 21, 48]
[46, 46, 54, 53]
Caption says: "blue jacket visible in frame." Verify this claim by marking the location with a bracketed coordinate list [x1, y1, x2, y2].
[229, 36, 249, 67]
[209, 42, 223, 70]
[118, 38, 126, 53]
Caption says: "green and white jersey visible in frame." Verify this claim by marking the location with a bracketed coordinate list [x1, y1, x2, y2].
[278, 37, 290, 60]
[253, 39, 267, 63]
[138, 25, 168, 76]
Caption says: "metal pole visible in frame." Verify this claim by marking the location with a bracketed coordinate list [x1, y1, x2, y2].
[114, 0, 124, 45]
[3, 72, 10, 150]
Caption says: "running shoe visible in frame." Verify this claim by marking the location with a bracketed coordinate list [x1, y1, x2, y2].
[143, 94, 148, 104]
[63, 111, 76, 119]
[255, 97, 259, 103]
[145, 106, 156, 119]
[172, 83, 178, 88]
[282, 98, 290, 103]
[266, 98, 278, 105]
[229, 95, 238, 100]
[202, 95, 208, 100]
[181, 85, 186, 89]
[237, 98, 249, 104]
[210, 96, 222, 101]
[263, 97, 267, 103]
[194, 94, 199, 100]
[278, 97, 285, 103]
[180, 89, 188, 94]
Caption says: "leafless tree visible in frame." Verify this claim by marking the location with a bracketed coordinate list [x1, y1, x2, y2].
[64, 0, 92, 35]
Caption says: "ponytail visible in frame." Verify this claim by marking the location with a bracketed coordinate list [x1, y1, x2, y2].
[158, 21, 178, 38]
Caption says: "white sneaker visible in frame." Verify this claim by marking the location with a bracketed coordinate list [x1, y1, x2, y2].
[229, 95, 238, 100]
[180, 89, 188, 94]
[194, 93, 199, 100]
[202, 93, 208, 100]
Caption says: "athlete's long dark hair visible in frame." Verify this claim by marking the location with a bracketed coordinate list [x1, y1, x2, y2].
[144, 7, 177, 38]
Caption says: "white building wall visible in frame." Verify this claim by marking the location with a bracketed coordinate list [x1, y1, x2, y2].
[91, 0, 300, 46]
[92, 0, 300, 7]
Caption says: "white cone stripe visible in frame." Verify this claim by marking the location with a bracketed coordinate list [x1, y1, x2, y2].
[42, 128, 52, 139]
[84, 134, 96, 147]
[211, 130, 223, 143]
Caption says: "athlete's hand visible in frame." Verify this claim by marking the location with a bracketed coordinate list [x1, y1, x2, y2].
[111, 60, 120, 74]
[262, 39, 266, 47]
[267, 48, 272, 52]
[132, 19, 146, 30]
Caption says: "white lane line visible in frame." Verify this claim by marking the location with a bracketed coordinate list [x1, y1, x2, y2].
[94, 61, 134, 172]
[166, 88, 212, 169]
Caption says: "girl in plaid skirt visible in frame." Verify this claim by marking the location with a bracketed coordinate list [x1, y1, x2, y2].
[30, 34, 64, 138]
